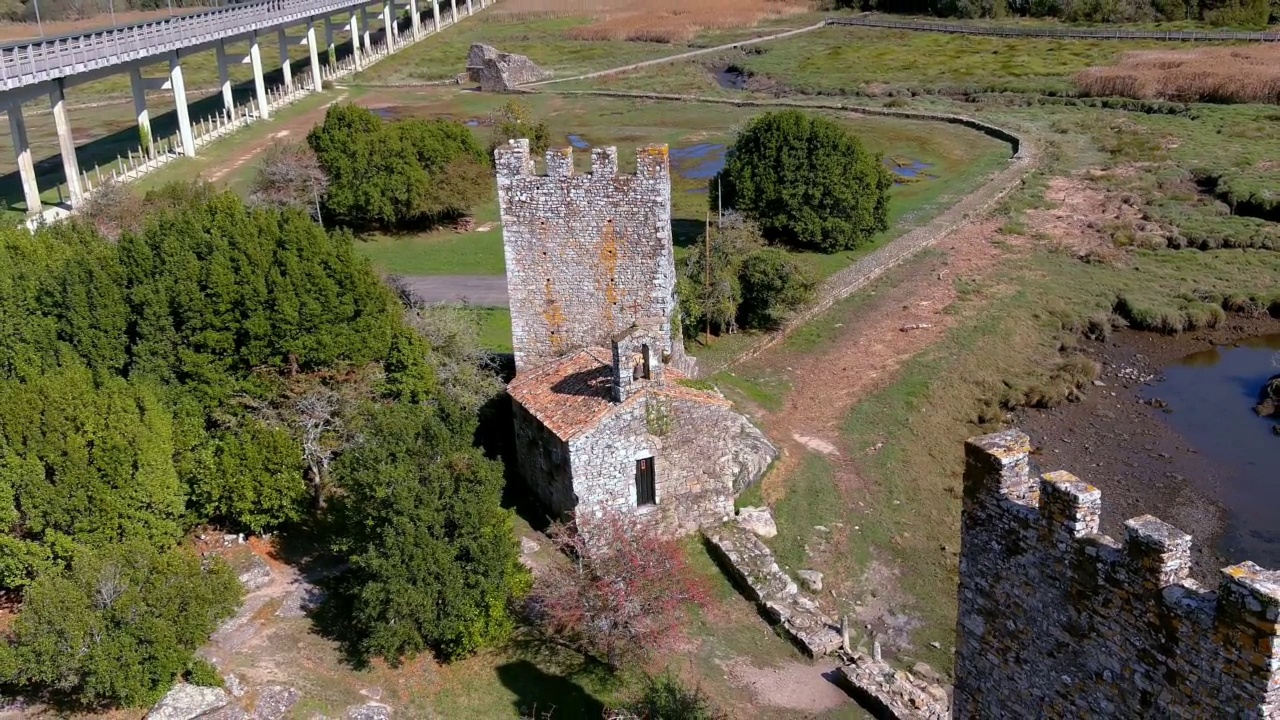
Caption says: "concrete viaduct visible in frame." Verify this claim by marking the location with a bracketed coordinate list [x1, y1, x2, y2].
[0, 0, 487, 215]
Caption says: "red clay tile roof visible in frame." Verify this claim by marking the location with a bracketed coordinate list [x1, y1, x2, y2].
[507, 347, 728, 441]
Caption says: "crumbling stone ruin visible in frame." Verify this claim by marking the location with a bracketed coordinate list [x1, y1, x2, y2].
[498, 139, 776, 535]
[466, 43, 552, 92]
[956, 429, 1280, 718]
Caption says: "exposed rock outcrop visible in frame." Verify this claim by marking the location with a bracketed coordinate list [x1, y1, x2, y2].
[1254, 374, 1280, 418]
[735, 506, 778, 539]
[466, 43, 552, 92]
[146, 684, 230, 720]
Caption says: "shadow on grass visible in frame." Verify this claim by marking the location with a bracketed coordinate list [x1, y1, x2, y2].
[500, 628, 618, 719]
[0, 22, 404, 214]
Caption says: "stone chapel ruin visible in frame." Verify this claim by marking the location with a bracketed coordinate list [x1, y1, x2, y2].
[957, 429, 1280, 718]
[496, 139, 775, 535]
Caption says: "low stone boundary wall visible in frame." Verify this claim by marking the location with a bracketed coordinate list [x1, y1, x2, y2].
[538, 91, 1037, 377]
[702, 522, 842, 657]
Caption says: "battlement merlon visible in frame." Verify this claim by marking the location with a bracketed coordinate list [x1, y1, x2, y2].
[493, 140, 669, 182]
[965, 428, 1280, 638]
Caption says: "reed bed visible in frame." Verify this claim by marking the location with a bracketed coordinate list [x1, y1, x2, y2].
[1074, 45, 1280, 104]
[492, 0, 810, 43]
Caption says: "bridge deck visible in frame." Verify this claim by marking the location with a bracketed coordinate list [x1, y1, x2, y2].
[0, 0, 385, 92]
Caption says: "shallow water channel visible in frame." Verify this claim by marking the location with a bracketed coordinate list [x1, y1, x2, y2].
[1142, 334, 1280, 568]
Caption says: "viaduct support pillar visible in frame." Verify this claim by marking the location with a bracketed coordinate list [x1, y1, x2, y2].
[409, 0, 420, 39]
[215, 39, 234, 114]
[382, 0, 394, 51]
[360, 7, 372, 55]
[307, 21, 323, 91]
[49, 80, 83, 208]
[250, 32, 270, 120]
[465, 0, 471, 16]
[349, 10, 363, 70]
[278, 28, 294, 93]
[7, 104, 41, 213]
[324, 15, 336, 67]
[449, 0, 457, 25]
[430, 0, 439, 32]
[129, 67, 154, 157]
[169, 55, 195, 157]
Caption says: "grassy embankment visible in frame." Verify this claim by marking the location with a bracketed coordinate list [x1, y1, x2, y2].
[588, 25, 1280, 675]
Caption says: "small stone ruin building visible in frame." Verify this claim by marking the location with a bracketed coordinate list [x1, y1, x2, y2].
[466, 43, 552, 92]
[497, 138, 775, 534]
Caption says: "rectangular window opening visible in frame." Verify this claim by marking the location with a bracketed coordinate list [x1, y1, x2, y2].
[635, 457, 656, 507]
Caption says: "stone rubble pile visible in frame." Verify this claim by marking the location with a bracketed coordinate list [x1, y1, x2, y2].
[837, 652, 951, 720]
[703, 521, 842, 657]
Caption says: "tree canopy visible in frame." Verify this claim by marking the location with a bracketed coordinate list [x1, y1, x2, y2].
[307, 103, 490, 229]
[0, 183, 521, 706]
[711, 110, 894, 253]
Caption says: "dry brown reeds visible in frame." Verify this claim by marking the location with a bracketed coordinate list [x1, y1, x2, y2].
[1074, 45, 1280, 104]
[492, 0, 810, 44]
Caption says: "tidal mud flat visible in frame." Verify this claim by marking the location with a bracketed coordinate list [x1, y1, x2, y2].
[1014, 318, 1280, 585]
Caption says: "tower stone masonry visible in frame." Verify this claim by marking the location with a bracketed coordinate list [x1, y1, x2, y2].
[495, 139, 689, 375]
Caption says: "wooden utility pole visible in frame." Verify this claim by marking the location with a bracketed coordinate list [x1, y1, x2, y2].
[705, 212, 711, 347]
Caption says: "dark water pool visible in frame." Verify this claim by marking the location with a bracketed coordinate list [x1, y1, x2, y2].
[671, 143, 726, 181]
[1142, 334, 1280, 568]
[885, 157, 934, 184]
[567, 134, 590, 149]
[714, 66, 748, 90]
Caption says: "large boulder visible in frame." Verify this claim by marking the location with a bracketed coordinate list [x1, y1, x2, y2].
[466, 43, 552, 92]
[735, 506, 778, 539]
[146, 683, 230, 720]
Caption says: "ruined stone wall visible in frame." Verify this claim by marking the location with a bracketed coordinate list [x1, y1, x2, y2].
[512, 401, 575, 516]
[495, 140, 685, 374]
[568, 393, 766, 535]
[955, 429, 1280, 719]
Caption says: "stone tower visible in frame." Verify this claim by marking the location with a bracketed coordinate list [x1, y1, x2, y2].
[495, 139, 688, 374]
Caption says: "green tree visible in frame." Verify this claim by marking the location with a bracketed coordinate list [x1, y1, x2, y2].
[0, 541, 241, 708]
[185, 421, 308, 534]
[308, 104, 490, 228]
[737, 248, 816, 330]
[0, 366, 185, 574]
[322, 402, 529, 665]
[711, 110, 894, 253]
[487, 100, 551, 158]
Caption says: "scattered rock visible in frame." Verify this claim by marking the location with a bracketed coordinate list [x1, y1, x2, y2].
[735, 506, 778, 539]
[797, 569, 824, 592]
[930, 641, 942, 649]
[146, 683, 230, 720]
[224, 674, 247, 699]
[250, 686, 300, 720]
[344, 703, 392, 720]
[814, 525, 830, 533]
[199, 707, 249, 720]
[237, 554, 273, 592]
[465, 43, 552, 92]
[520, 536, 540, 555]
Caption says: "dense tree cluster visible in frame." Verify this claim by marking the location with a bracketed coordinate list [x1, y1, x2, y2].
[711, 110, 893, 254]
[677, 215, 816, 336]
[0, 184, 526, 707]
[832, 0, 1279, 26]
[307, 103, 491, 229]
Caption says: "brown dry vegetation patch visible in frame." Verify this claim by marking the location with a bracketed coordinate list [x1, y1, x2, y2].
[1024, 171, 1165, 262]
[493, 0, 809, 43]
[1074, 45, 1280, 104]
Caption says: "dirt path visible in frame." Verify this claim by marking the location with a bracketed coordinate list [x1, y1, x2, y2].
[205, 92, 348, 183]
[759, 218, 1011, 503]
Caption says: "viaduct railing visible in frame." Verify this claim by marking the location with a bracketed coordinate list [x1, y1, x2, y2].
[0, 0, 378, 91]
[826, 15, 1280, 41]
